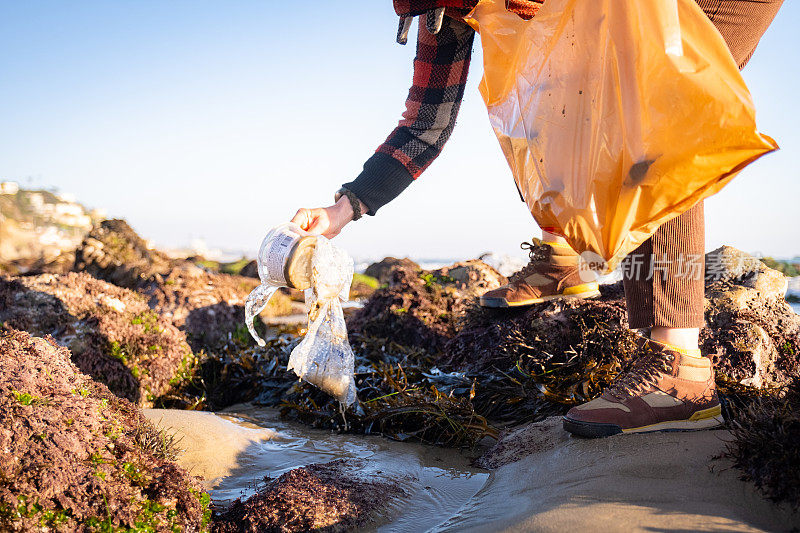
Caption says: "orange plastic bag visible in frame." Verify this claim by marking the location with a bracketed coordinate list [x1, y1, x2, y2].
[465, 0, 777, 270]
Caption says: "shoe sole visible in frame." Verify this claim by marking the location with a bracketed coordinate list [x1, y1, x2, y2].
[479, 283, 601, 308]
[562, 405, 725, 438]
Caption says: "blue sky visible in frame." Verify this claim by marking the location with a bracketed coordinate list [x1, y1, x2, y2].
[1, 1, 798, 261]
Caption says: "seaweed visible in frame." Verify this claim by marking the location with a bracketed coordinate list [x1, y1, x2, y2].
[720, 377, 800, 509]
[280, 335, 498, 447]
[157, 284, 643, 447]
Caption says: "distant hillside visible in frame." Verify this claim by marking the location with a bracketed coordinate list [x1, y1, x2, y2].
[761, 257, 800, 278]
[0, 181, 105, 263]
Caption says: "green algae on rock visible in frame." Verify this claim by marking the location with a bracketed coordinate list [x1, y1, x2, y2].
[0, 330, 210, 532]
[0, 272, 195, 407]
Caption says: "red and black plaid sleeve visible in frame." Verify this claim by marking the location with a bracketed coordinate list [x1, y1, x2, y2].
[343, 14, 475, 215]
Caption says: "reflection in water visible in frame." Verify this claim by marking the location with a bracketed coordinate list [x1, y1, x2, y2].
[212, 405, 490, 532]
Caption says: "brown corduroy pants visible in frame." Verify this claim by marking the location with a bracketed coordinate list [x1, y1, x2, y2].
[622, 0, 783, 329]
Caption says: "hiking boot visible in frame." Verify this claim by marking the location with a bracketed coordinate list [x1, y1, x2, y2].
[562, 338, 724, 438]
[479, 239, 600, 308]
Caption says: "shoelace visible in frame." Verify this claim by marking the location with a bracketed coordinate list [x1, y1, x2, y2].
[507, 239, 550, 284]
[607, 348, 675, 400]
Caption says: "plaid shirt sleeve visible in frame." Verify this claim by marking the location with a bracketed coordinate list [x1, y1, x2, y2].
[342, 14, 476, 215]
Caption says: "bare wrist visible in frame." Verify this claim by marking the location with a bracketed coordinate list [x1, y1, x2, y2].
[334, 196, 354, 222]
[333, 189, 368, 221]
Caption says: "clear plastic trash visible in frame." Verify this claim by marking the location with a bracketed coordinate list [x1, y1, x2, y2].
[244, 224, 357, 406]
[244, 222, 314, 347]
[287, 236, 356, 406]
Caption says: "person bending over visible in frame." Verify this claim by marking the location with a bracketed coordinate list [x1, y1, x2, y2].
[291, 0, 783, 437]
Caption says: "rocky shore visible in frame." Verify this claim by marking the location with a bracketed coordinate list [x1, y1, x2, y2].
[0, 330, 210, 531]
[1, 215, 798, 531]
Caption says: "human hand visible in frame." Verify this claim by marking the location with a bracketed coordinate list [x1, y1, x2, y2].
[290, 196, 366, 239]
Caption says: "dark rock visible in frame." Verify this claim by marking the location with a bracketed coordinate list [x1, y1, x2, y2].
[239, 259, 258, 279]
[0, 330, 209, 532]
[364, 256, 420, 286]
[0, 272, 193, 406]
[213, 459, 406, 533]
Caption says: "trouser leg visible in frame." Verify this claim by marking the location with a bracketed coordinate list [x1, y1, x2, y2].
[623, 0, 783, 329]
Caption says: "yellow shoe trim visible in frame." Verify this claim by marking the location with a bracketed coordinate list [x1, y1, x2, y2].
[562, 282, 599, 295]
[688, 404, 722, 421]
[621, 407, 724, 433]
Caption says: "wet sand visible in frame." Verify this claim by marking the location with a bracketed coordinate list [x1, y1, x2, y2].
[141, 408, 279, 487]
[439, 417, 800, 532]
[143, 408, 799, 532]
[142, 406, 489, 532]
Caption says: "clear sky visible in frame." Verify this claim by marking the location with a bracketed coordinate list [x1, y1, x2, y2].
[1, 1, 798, 262]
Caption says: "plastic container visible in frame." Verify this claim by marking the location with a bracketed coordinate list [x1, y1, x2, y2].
[244, 225, 358, 406]
[256, 222, 317, 290]
[245, 222, 317, 347]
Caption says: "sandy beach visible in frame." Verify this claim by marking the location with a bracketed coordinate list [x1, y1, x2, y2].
[442, 417, 800, 532]
[142, 408, 800, 532]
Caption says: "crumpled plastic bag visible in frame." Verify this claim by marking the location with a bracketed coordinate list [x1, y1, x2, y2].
[244, 229, 357, 406]
[465, 0, 778, 271]
[287, 237, 357, 407]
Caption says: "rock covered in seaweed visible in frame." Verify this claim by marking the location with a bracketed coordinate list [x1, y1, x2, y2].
[0, 272, 193, 406]
[73, 219, 172, 288]
[702, 246, 799, 388]
[363, 256, 420, 286]
[213, 459, 405, 533]
[337, 246, 798, 434]
[72, 219, 293, 351]
[0, 330, 210, 532]
[347, 260, 505, 354]
[443, 282, 636, 409]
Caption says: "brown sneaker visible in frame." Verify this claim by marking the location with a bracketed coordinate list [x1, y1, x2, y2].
[563, 338, 724, 438]
[479, 239, 600, 308]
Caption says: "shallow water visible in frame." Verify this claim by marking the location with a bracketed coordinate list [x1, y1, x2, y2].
[146, 405, 489, 532]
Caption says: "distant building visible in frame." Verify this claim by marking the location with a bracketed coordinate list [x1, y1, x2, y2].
[29, 193, 44, 209]
[0, 181, 19, 195]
